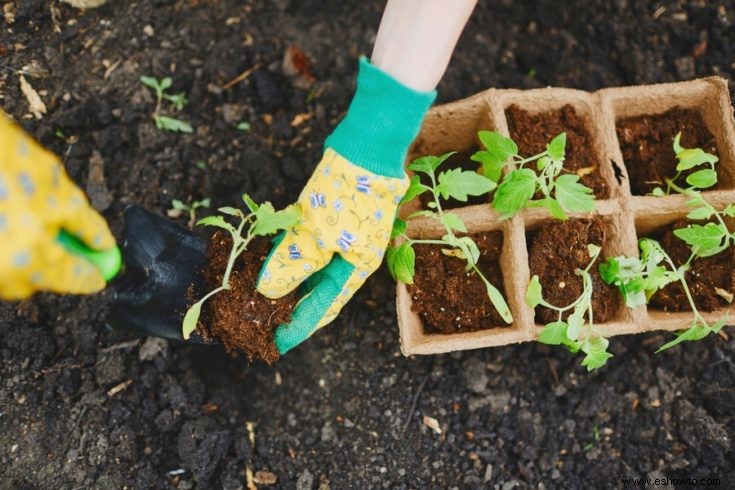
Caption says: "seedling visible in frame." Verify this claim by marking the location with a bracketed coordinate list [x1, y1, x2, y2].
[168, 198, 211, 228]
[617, 133, 730, 350]
[651, 132, 719, 196]
[387, 152, 513, 324]
[236, 122, 251, 131]
[181, 194, 300, 339]
[600, 238, 727, 352]
[526, 244, 613, 370]
[140, 75, 193, 133]
[471, 131, 595, 220]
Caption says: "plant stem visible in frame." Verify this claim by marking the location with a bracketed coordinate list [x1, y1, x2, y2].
[660, 247, 706, 326]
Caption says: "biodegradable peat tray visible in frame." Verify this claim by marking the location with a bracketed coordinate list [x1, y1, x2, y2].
[396, 77, 735, 356]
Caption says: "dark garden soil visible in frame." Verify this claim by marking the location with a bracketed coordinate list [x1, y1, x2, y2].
[198, 232, 298, 364]
[506, 104, 610, 198]
[2, 1, 735, 488]
[409, 231, 508, 334]
[417, 149, 488, 210]
[617, 107, 720, 195]
[528, 218, 619, 324]
[649, 219, 735, 312]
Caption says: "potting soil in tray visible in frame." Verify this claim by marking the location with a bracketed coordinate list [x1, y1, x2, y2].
[197, 231, 298, 364]
[409, 231, 508, 334]
[616, 107, 720, 195]
[649, 219, 735, 313]
[506, 104, 610, 199]
[527, 217, 618, 324]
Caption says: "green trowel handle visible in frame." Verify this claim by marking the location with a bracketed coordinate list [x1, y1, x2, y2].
[56, 230, 122, 281]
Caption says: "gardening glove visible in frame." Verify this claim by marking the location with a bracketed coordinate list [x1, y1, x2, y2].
[257, 57, 436, 353]
[0, 112, 117, 299]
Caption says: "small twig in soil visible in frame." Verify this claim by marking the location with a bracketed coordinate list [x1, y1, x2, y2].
[402, 375, 429, 434]
[99, 339, 140, 353]
[222, 64, 260, 90]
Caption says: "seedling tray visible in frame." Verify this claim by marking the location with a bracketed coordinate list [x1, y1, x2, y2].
[397, 77, 735, 355]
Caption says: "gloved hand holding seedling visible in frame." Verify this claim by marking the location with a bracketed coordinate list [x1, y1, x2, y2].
[0, 112, 120, 299]
[254, 0, 478, 354]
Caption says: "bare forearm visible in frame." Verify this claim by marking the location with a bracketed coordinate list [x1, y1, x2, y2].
[371, 0, 477, 92]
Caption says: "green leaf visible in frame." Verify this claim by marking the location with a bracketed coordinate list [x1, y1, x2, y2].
[399, 175, 430, 205]
[477, 130, 518, 161]
[544, 198, 567, 220]
[436, 168, 496, 202]
[580, 336, 613, 371]
[656, 323, 712, 352]
[492, 168, 537, 218]
[386, 243, 416, 284]
[390, 218, 407, 239]
[140, 75, 159, 90]
[408, 152, 455, 176]
[242, 193, 259, 213]
[197, 215, 236, 234]
[525, 275, 543, 308]
[154, 115, 193, 133]
[171, 199, 188, 210]
[472, 150, 507, 183]
[450, 235, 480, 266]
[676, 148, 719, 171]
[165, 92, 187, 111]
[566, 307, 585, 341]
[160, 77, 172, 90]
[482, 279, 513, 324]
[672, 132, 684, 154]
[252, 203, 301, 236]
[406, 210, 435, 220]
[686, 205, 715, 220]
[237, 121, 251, 131]
[546, 132, 567, 160]
[723, 204, 735, 217]
[182, 297, 204, 340]
[673, 223, 728, 256]
[554, 174, 596, 214]
[538, 321, 568, 345]
[685, 168, 718, 189]
[536, 156, 550, 171]
[440, 212, 467, 233]
[651, 187, 666, 197]
[587, 243, 601, 258]
[217, 206, 241, 216]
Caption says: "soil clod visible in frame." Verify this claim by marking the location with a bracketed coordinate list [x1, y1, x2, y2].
[198, 232, 298, 364]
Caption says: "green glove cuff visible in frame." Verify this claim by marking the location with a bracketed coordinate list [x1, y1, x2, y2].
[324, 57, 436, 179]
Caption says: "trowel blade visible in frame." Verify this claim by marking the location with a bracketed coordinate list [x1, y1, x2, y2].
[106, 205, 214, 344]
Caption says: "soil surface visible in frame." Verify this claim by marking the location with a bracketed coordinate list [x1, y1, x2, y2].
[200, 232, 298, 364]
[2, 1, 735, 488]
[617, 107, 720, 195]
[650, 219, 735, 312]
[506, 104, 610, 198]
[409, 231, 508, 333]
[528, 218, 619, 324]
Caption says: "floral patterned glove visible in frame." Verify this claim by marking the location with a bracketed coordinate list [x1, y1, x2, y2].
[257, 57, 435, 353]
[0, 112, 118, 299]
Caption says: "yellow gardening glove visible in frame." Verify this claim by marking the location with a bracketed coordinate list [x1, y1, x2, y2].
[0, 112, 116, 299]
[256, 58, 436, 353]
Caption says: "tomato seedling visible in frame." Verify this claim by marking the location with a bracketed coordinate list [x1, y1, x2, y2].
[140, 75, 193, 133]
[181, 195, 300, 339]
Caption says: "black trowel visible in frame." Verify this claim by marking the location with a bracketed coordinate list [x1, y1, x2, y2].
[105, 205, 213, 343]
